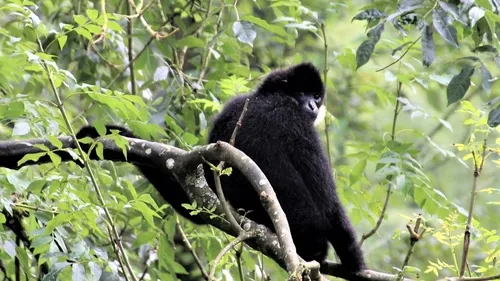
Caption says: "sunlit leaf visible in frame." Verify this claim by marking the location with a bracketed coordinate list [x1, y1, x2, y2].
[18, 152, 46, 166]
[86, 9, 98, 21]
[233, 21, 257, 46]
[153, 66, 170, 82]
[57, 35, 67, 50]
[349, 159, 366, 186]
[241, 15, 287, 37]
[468, 6, 485, 27]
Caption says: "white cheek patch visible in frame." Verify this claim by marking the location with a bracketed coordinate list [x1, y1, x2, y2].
[314, 105, 326, 127]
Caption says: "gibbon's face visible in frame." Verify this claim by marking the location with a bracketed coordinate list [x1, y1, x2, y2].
[293, 91, 324, 121]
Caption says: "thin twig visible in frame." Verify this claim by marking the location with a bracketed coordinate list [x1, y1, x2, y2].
[459, 139, 488, 277]
[92, 0, 108, 44]
[235, 243, 245, 281]
[126, 2, 137, 95]
[209, 230, 257, 280]
[137, 267, 148, 281]
[392, 81, 402, 141]
[396, 215, 426, 281]
[360, 81, 401, 244]
[376, 37, 421, 72]
[198, 2, 225, 85]
[212, 98, 250, 233]
[176, 218, 209, 280]
[359, 185, 391, 245]
[320, 23, 332, 167]
[229, 99, 250, 146]
[212, 170, 244, 232]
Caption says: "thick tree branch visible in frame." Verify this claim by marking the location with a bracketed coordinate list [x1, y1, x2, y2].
[0, 136, 415, 280]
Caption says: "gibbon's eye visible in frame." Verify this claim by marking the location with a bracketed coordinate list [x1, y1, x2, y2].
[313, 93, 321, 101]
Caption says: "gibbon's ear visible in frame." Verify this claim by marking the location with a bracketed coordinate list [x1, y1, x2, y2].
[314, 104, 326, 127]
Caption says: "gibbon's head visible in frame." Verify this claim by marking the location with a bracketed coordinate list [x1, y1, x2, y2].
[256, 62, 325, 120]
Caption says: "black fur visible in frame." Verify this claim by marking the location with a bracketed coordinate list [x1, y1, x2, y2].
[204, 63, 365, 271]
[0, 63, 365, 276]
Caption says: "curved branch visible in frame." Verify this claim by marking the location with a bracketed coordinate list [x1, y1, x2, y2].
[0, 136, 414, 280]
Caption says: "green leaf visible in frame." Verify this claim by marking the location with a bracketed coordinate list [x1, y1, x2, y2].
[421, 24, 435, 67]
[74, 27, 92, 40]
[447, 67, 474, 106]
[153, 66, 170, 82]
[164, 115, 183, 135]
[95, 142, 104, 160]
[356, 39, 376, 69]
[367, 22, 385, 40]
[472, 45, 498, 54]
[182, 132, 199, 145]
[176, 35, 205, 48]
[48, 135, 63, 149]
[131, 201, 159, 227]
[480, 64, 492, 94]
[338, 48, 356, 71]
[0, 213, 5, 224]
[42, 262, 71, 281]
[13, 120, 30, 136]
[233, 21, 257, 46]
[352, 9, 385, 22]
[172, 261, 188, 274]
[241, 15, 287, 37]
[432, 8, 459, 47]
[469, 6, 485, 27]
[57, 35, 67, 50]
[47, 152, 61, 167]
[350, 159, 367, 186]
[221, 167, 233, 176]
[18, 152, 46, 166]
[86, 9, 99, 20]
[72, 264, 85, 281]
[356, 23, 384, 69]
[439, 1, 468, 25]
[487, 106, 500, 128]
[73, 14, 86, 26]
[31, 236, 53, 247]
[158, 235, 175, 270]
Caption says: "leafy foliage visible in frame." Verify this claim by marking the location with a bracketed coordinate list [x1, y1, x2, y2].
[0, 0, 499, 280]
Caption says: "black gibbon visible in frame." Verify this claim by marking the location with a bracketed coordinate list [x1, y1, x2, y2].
[0, 63, 366, 277]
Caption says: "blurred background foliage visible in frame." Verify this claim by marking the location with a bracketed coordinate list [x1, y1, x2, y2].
[0, 0, 499, 280]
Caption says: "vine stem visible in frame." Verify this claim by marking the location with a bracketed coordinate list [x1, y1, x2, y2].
[376, 37, 421, 72]
[360, 80, 401, 244]
[36, 36, 137, 281]
[176, 218, 209, 280]
[320, 23, 332, 167]
[209, 231, 257, 280]
[459, 139, 488, 277]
